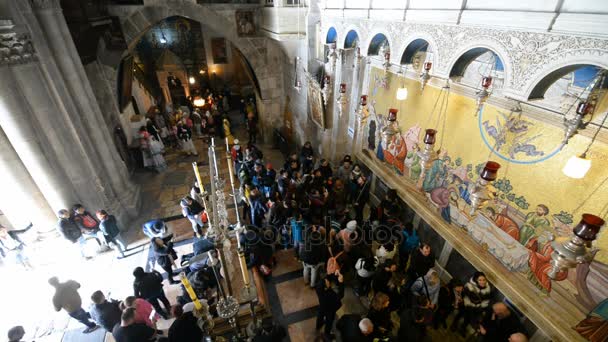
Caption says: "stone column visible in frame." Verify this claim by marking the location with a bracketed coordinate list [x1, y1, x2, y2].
[0, 124, 57, 231]
[0, 23, 75, 214]
[24, 0, 140, 223]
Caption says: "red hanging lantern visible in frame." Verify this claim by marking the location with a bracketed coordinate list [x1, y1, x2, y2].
[360, 95, 367, 106]
[423, 62, 432, 71]
[576, 101, 592, 115]
[423, 129, 437, 145]
[482, 76, 493, 88]
[388, 108, 398, 121]
[339, 83, 346, 93]
[480, 161, 501, 181]
[573, 214, 605, 241]
[384, 52, 391, 61]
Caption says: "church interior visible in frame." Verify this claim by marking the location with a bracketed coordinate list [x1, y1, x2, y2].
[0, 0, 607, 341]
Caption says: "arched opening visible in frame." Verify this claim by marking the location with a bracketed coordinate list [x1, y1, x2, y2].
[326, 27, 337, 44]
[344, 30, 359, 49]
[118, 15, 260, 116]
[528, 65, 608, 113]
[400, 38, 432, 72]
[367, 33, 389, 56]
[449, 48, 505, 92]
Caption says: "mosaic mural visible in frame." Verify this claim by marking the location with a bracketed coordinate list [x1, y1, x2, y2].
[363, 66, 608, 295]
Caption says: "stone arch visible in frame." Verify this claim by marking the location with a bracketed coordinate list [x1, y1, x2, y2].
[524, 57, 608, 100]
[359, 29, 395, 56]
[397, 34, 440, 69]
[339, 26, 361, 49]
[365, 31, 392, 57]
[118, 2, 283, 101]
[443, 39, 513, 88]
[326, 26, 338, 44]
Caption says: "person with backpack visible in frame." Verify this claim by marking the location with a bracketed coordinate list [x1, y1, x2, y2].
[399, 222, 420, 268]
[355, 256, 379, 297]
[72, 204, 107, 250]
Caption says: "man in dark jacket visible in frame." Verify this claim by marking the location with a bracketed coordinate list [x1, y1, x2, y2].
[315, 273, 345, 339]
[57, 209, 88, 259]
[168, 304, 202, 342]
[89, 290, 121, 332]
[479, 302, 526, 342]
[301, 230, 327, 288]
[151, 237, 179, 284]
[132, 267, 172, 319]
[180, 197, 205, 237]
[407, 243, 435, 283]
[96, 210, 127, 258]
[336, 315, 375, 342]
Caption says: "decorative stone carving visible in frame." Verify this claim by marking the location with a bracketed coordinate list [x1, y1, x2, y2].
[29, 0, 61, 10]
[328, 17, 608, 100]
[0, 31, 37, 65]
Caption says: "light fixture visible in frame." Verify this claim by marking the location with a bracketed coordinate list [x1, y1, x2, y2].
[193, 97, 205, 107]
[418, 129, 438, 172]
[353, 46, 362, 69]
[563, 101, 593, 145]
[199, 69, 205, 74]
[562, 108, 608, 179]
[474, 76, 493, 116]
[547, 214, 604, 279]
[328, 43, 338, 72]
[356, 95, 369, 125]
[420, 61, 432, 92]
[383, 50, 391, 75]
[380, 108, 399, 147]
[160, 37, 167, 44]
[469, 161, 501, 215]
[189, 76, 195, 84]
[396, 66, 408, 100]
[321, 75, 331, 106]
[336, 83, 347, 117]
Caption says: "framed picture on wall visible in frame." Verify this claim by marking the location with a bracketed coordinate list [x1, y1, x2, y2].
[235, 10, 256, 37]
[211, 38, 228, 64]
[307, 75, 326, 129]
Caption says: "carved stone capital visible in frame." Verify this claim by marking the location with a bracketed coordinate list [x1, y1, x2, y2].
[29, 0, 61, 11]
[0, 29, 37, 65]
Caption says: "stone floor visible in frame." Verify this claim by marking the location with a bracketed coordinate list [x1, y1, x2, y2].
[0, 110, 469, 342]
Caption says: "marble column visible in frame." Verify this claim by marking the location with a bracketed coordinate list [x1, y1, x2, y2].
[0, 124, 56, 231]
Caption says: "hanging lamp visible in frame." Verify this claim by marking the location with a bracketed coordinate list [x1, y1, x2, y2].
[336, 83, 348, 117]
[396, 66, 408, 100]
[420, 61, 432, 92]
[563, 109, 608, 179]
[469, 161, 501, 215]
[562, 71, 605, 146]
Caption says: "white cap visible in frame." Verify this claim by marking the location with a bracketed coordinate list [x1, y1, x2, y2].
[234, 139, 240, 145]
[346, 220, 357, 231]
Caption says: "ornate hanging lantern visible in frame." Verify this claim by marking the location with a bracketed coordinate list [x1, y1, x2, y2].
[547, 214, 604, 279]
[321, 75, 331, 106]
[562, 101, 593, 145]
[328, 42, 338, 72]
[469, 161, 501, 215]
[336, 83, 348, 117]
[381, 108, 399, 146]
[420, 61, 432, 92]
[357, 95, 369, 125]
[383, 51, 391, 74]
[418, 129, 438, 172]
[474, 76, 493, 116]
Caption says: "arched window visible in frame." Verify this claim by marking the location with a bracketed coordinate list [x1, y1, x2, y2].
[528, 65, 607, 113]
[450, 48, 505, 94]
[367, 33, 389, 56]
[400, 38, 433, 72]
[326, 27, 337, 44]
[344, 30, 359, 49]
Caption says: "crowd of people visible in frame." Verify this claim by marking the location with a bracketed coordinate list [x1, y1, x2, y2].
[221, 138, 531, 342]
[136, 90, 257, 173]
[3, 114, 534, 341]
